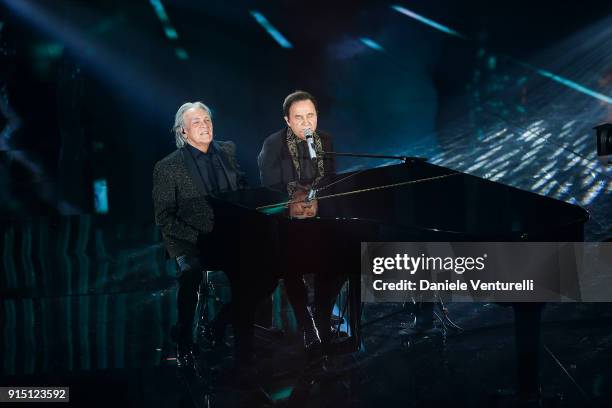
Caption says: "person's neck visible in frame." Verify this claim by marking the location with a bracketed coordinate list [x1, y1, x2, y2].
[187, 140, 210, 153]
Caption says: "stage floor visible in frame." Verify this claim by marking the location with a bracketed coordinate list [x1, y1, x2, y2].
[1, 216, 611, 407]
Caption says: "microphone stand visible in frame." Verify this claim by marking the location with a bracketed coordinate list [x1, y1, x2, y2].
[319, 151, 428, 163]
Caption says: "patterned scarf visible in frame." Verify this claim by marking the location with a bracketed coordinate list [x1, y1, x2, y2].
[285, 127, 325, 180]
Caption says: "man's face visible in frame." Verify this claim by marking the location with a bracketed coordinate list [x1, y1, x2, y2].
[284, 99, 317, 140]
[183, 108, 213, 147]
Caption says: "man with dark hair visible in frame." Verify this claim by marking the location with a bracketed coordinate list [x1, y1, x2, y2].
[258, 91, 344, 355]
[153, 101, 249, 370]
[258, 90, 335, 187]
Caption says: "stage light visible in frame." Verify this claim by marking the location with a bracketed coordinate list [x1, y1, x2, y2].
[175, 47, 188, 60]
[250, 11, 293, 49]
[581, 180, 606, 205]
[149, 0, 185, 56]
[390, 5, 465, 39]
[488, 56, 496, 70]
[163, 27, 178, 40]
[270, 386, 294, 402]
[530, 66, 612, 105]
[93, 179, 109, 214]
[360, 37, 384, 52]
[389, 5, 612, 105]
[149, 0, 170, 23]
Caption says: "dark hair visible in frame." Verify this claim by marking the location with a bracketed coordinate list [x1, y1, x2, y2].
[282, 90, 318, 117]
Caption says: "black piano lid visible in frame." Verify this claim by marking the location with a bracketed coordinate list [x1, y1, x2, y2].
[211, 162, 589, 239]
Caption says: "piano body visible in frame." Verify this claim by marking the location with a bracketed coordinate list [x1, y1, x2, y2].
[206, 159, 589, 396]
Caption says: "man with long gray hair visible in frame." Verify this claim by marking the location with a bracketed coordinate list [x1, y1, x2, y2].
[152, 101, 247, 370]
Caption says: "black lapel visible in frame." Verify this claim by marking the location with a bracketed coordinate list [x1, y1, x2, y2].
[213, 141, 238, 191]
[179, 148, 207, 195]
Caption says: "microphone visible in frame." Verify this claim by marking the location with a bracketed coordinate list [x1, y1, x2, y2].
[304, 128, 318, 160]
[305, 188, 316, 202]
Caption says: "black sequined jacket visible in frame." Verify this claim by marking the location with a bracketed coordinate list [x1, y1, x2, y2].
[152, 141, 247, 258]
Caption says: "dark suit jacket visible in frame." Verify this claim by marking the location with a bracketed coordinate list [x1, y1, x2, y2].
[152, 141, 247, 258]
[257, 127, 336, 187]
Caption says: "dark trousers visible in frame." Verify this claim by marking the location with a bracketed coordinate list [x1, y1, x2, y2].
[175, 253, 263, 364]
[175, 254, 205, 341]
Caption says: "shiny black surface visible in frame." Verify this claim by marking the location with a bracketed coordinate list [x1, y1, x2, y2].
[209, 161, 590, 400]
[212, 162, 589, 240]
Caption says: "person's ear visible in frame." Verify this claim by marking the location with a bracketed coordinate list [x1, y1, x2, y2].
[284, 116, 290, 127]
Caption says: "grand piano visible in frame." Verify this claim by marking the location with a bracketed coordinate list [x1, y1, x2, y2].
[206, 159, 589, 397]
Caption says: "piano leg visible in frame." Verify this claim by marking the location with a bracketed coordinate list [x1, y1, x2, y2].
[224, 266, 265, 366]
[284, 275, 323, 351]
[513, 303, 544, 400]
[347, 272, 361, 349]
[314, 272, 348, 343]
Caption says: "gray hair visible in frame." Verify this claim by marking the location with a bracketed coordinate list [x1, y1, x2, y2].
[172, 101, 212, 148]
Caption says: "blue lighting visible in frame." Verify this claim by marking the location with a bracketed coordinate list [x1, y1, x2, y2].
[149, 0, 183, 50]
[389, 4, 612, 105]
[391, 5, 465, 39]
[534, 67, 612, 105]
[332, 303, 351, 335]
[164, 27, 178, 40]
[93, 179, 109, 214]
[360, 37, 384, 51]
[149, 0, 169, 23]
[270, 386, 294, 401]
[259, 204, 286, 215]
[250, 11, 293, 49]
[33, 42, 64, 58]
[507, 59, 612, 105]
[175, 48, 189, 60]
[487, 56, 496, 70]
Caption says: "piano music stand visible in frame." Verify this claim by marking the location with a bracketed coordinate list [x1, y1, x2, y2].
[320, 151, 427, 164]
